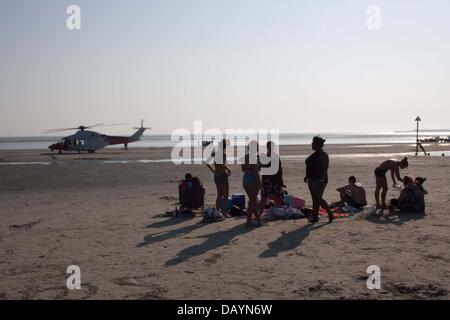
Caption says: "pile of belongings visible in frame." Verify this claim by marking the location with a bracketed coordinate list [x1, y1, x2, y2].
[262, 196, 306, 220]
[202, 207, 225, 223]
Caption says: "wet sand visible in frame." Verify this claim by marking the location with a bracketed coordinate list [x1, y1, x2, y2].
[1, 143, 449, 299]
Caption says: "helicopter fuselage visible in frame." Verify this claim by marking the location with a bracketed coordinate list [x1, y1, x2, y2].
[49, 127, 145, 153]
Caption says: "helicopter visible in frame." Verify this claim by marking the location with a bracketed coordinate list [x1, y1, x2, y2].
[45, 120, 150, 154]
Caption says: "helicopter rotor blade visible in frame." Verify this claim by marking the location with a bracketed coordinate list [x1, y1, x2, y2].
[42, 123, 127, 134]
[42, 127, 81, 133]
[94, 123, 128, 128]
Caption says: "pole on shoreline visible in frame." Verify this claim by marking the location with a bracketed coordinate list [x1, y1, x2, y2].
[415, 116, 421, 156]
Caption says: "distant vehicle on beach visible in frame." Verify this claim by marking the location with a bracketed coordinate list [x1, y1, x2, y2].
[419, 136, 450, 143]
[45, 120, 150, 154]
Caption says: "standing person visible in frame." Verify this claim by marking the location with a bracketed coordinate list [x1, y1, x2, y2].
[374, 157, 409, 210]
[241, 140, 262, 227]
[205, 140, 231, 214]
[260, 141, 284, 209]
[304, 136, 334, 223]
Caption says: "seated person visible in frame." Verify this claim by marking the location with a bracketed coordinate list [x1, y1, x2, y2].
[179, 174, 205, 209]
[333, 176, 367, 209]
[415, 177, 428, 195]
[390, 176, 426, 213]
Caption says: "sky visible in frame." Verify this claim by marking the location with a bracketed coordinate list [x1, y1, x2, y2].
[1, 0, 449, 136]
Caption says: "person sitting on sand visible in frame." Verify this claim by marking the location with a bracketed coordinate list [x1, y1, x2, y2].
[205, 140, 231, 214]
[304, 136, 334, 223]
[260, 141, 284, 209]
[333, 176, 367, 209]
[374, 157, 409, 210]
[415, 177, 428, 195]
[241, 140, 262, 227]
[389, 176, 426, 213]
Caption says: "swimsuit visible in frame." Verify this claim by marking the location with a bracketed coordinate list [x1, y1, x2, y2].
[243, 171, 259, 192]
[214, 172, 229, 186]
[374, 167, 388, 178]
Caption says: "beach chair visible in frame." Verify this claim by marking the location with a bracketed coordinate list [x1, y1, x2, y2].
[175, 179, 205, 216]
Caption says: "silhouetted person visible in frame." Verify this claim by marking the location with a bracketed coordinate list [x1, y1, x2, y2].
[206, 139, 231, 214]
[241, 140, 261, 227]
[304, 136, 334, 223]
[260, 141, 284, 209]
[374, 157, 408, 210]
[334, 176, 367, 209]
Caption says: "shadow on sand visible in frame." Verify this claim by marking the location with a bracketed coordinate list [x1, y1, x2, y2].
[137, 218, 206, 248]
[365, 212, 426, 227]
[145, 215, 195, 229]
[165, 224, 256, 267]
[259, 222, 328, 258]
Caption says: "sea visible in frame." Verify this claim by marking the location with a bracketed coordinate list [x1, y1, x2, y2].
[1, 131, 449, 150]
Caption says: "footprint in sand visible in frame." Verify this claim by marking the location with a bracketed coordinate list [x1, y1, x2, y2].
[113, 273, 159, 287]
[135, 285, 168, 300]
[159, 196, 178, 202]
[19, 283, 98, 300]
[386, 282, 448, 299]
[204, 253, 223, 266]
[8, 220, 42, 230]
[114, 277, 142, 287]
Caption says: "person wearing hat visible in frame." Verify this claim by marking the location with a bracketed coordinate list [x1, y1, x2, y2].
[304, 136, 334, 223]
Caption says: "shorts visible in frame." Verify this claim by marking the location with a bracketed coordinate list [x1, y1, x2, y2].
[375, 167, 387, 178]
[308, 179, 327, 199]
[342, 194, 365, 209]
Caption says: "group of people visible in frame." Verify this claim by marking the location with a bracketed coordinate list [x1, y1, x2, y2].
[203, 137, 427, 227]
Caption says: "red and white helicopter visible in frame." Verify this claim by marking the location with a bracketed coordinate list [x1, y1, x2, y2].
[45, 120, 150, 153]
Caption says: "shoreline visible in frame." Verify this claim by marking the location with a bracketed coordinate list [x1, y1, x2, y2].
[1, 143, 450, 164]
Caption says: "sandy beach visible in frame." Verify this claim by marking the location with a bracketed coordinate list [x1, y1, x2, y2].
[1, 143, 449, 300]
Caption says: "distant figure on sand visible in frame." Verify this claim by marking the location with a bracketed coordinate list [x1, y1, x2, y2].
[241, 141, 262, 227]
[334, 176, 367, 209]
[206, 140, 231, 214]
[260, 141, 284, 209]
[374, 157, 409, 210]
[304, 136, 334, 223]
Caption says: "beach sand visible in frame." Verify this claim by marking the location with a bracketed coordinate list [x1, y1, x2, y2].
[1, 144, 449, 299]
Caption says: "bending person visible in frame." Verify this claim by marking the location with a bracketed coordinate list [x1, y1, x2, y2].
[374, 157, 408, 210]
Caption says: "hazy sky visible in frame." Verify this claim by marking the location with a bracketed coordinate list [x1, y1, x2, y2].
[1, 0, 449, 135]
